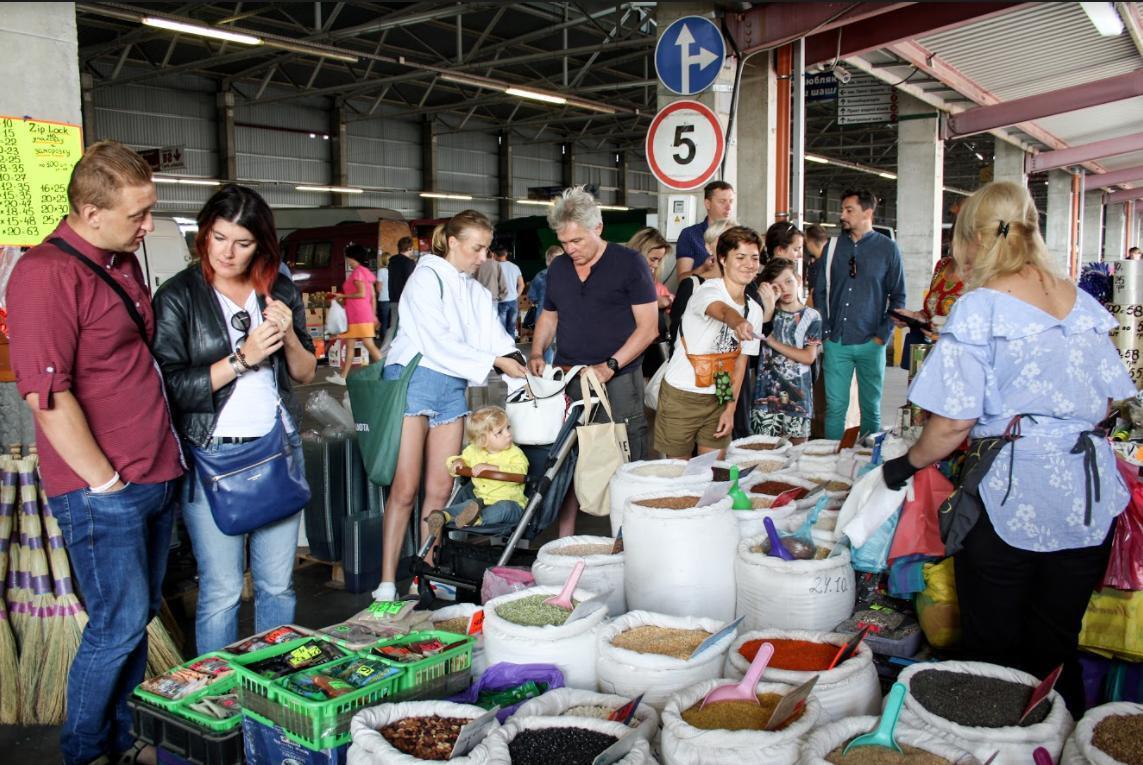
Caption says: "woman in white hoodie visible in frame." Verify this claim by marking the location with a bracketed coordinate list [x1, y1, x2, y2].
[374, 210, 528, 601]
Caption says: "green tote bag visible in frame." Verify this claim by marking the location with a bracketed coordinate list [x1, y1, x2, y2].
[347, 352, 421, 486]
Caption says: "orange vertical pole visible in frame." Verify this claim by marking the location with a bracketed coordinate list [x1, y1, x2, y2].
[775, 45, 792, 223]
[1070, 172, 1080, 279]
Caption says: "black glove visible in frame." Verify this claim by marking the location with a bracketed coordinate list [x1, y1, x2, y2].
[881, 454, 920, 490]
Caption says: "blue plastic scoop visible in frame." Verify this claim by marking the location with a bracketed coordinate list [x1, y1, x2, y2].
[843, 682, 906, 754]
[763, 516, 796, 561]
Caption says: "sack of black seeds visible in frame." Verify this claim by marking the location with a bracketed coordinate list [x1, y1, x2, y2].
[1060, 700, 1143, 765]
[492, 716, 654, 764]
[660, 679, 821, 765]
[348, 701, 507, 764]
[797, 714, 981, 765]
[513, 687, 661, 744]
[897, 660, 1074, 765]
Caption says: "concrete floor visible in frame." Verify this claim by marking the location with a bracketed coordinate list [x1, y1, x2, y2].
[0, 361, 911, 762]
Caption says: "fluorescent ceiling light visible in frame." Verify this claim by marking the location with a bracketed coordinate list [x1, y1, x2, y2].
[819, 222, 837, 228]
[440, 72, 504, 91]
[153, 176, 179, 184]
[143, 17, 262, 45]
[806, 154, 830, 165]
[267, 40, 358, 64]
[599, 205, 630, 211]
[296, 185, 364, 194]
[420, 192, 473, 200]
[505, 87, 567, 105]
[179, 178, 221, 186]
[1081, 2, 1124, 36]
[517, 199, 554, 206]
[878, 171, 897, 180]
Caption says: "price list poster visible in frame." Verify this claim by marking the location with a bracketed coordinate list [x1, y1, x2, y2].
[0, 115, 83, 247]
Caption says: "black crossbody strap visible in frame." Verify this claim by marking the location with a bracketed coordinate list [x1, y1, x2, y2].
[50, 237, 148, 341]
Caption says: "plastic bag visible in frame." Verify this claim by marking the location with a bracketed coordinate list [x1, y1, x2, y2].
[1104, 458, 1143, 591]
[448, 662, 564, 722]
[916, 557, 961, 650]
[850, 510, 900, 574]
[1080, 587, 1143, 662]
[889, 465, 952, 563]
[480, 566, 533, 604]
[326, 299, 348, 335]
[305, 389, 356, 431]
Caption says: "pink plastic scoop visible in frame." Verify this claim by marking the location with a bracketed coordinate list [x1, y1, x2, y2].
[543, 559, 585, 610]
[700, 641, 774, 708]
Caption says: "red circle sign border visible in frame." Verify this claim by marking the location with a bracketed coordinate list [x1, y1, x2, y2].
[645, 99, 725, 191]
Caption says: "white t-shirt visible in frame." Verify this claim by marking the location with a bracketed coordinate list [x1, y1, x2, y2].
[376, 267, 390, 302]
[664, 277, 763, 395]
[212, 290, 278, 437]
[498, 260, 522, 300]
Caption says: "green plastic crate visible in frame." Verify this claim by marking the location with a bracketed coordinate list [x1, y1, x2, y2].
[234, 652, 403, 750]
[370, 630, 473, 695]
[169, 677, 243, 733]
[132, 652, 236, 713]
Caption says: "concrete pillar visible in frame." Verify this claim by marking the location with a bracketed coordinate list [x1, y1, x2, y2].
[735, 52, 777, 230]
[992, 140, 1028, 187]
[498, 131, 512, 223]
[1081, 191, 1104, 261]
[1106, 201, 1127, 260]
[0, 1, 81, 450]
[330, 101, 349, 207]
[216, 89, 237, 181]
[895, 94, 943, 310]
[1044, 169, 1073, 273]
[81, 72, 97, 146]
[421, 117, 437, 219]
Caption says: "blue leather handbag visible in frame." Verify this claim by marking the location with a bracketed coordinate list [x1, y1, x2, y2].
[192, 411, 310, 536]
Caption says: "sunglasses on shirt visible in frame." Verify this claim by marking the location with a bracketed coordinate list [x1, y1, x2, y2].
[231, 310, 251, 348]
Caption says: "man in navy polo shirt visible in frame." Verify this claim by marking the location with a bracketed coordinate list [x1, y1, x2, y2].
[529, 186, 658, 534]
[675, 180, 735, 280]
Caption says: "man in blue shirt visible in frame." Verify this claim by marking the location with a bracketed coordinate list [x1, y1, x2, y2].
[675, 180, 734, 280]
[811, 189, 906, 439]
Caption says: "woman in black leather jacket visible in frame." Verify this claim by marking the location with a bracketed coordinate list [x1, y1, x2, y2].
[152, 185, 316, 653]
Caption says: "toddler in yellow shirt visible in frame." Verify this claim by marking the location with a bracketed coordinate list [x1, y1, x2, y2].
[426, 406, 528, 541]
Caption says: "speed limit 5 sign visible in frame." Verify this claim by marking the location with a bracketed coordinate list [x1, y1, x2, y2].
[645, 100, 725, 190]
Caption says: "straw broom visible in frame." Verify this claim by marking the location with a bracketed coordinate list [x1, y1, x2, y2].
[146, 615, 184, 678]
[4, 454, 30, 651]
[0, 455, 21, 724]
[16, 456, 58, 724]
[37, 457, 86, 726]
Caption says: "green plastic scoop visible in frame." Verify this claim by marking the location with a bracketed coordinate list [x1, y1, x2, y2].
[727, 464, 752, 510]
[844, 682, 906, 755]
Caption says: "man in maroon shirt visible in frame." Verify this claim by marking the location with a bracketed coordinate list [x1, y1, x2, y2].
[7, 141, 184, 765]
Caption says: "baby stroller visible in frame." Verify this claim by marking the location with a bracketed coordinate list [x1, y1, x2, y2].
[402, 399, 584, 606]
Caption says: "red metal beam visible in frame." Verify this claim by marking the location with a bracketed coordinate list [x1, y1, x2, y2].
[1026, 133, 1143, 173]
[725, 2, 910, 56]
[1106, 187, 1143, 204]
[944, 69, 1143, 139]
[1090, 165, 1143, 189]
[804, 3, 1026, 66]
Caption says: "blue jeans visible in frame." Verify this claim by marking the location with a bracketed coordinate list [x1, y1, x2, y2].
[446, 483, 524, 527]
[498, 300, 519, 339]
[48, 479, 177, 765]
[823, 338, 886, 439]
[182, 436, 304, 654]
[377, 301, 391, 337]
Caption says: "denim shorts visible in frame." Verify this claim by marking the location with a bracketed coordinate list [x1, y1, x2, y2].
[384, 362, 469, 428]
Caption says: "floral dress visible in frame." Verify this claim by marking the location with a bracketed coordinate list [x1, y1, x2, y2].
[908, 288, 1136, 551]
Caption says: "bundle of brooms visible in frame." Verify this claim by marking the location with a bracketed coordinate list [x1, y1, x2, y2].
[0, 455, 21, 724]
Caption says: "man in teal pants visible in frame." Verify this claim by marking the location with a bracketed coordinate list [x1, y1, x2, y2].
[811, 189, 906, 439]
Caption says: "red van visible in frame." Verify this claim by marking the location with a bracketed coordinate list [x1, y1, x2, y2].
[283, 219, 412, 294]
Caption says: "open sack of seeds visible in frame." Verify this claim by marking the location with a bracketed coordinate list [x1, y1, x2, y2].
[1060, 701, 1143, 765]
[532, 535, 625, 616]
[430, 604, 487, 678]
[660, 679, 822, 765]
[608, 459, 714, 537]
[492, 715, 655, 764]
[596, 610, 737, 711]
[797, 714, 982, 765]
[725, 629, 880, 722]
[482, 585, 606, 690]
[736, 534, 855, 631]
[623, 490, 737, 621]
[726, 435, 792, 463]
[348, 701, 508, 764]
[896, 660, 1074, 765]
[513, 687, 661, 743]
[733, 473, 818, 539]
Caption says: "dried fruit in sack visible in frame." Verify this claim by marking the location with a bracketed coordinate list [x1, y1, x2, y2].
[379, 716, 473, 761]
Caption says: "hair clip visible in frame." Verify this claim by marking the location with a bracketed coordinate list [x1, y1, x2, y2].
[997, 221, 1010, 238]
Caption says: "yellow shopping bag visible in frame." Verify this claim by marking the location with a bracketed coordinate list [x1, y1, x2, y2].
[916, 557, 961, 650]
[1079, 587, 1143, 662]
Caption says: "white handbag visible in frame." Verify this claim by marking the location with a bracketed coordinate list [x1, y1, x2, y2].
[506, 365, 583, 445]
[644, 359, 667, 410]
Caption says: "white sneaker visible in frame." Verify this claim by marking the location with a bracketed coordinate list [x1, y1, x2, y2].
[372, 581, 397, 601]
[327, 372, 347, 386]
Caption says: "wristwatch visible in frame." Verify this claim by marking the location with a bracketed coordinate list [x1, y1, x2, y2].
[605, 357, 620, 373]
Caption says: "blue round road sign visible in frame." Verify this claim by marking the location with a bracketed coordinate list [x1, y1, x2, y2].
[654, 15, 726, 96]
